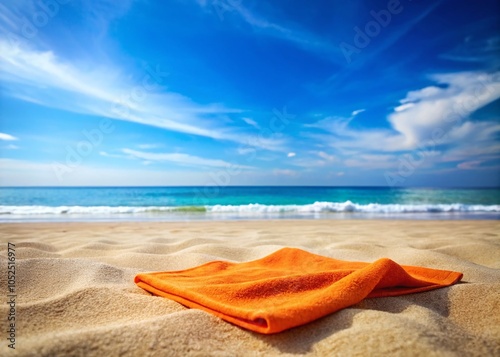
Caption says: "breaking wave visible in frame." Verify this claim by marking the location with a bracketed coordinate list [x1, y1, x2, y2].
[1, 201, 499, 216]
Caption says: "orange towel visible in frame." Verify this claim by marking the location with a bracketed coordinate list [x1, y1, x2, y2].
[134, 248, 463, 334]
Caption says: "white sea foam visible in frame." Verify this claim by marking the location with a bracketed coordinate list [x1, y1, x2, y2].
[1, 201, 499, 216]
[0, 205, 179, 215]
[207, 201, 500, 213]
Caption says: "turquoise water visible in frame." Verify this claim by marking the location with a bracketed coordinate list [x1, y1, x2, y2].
[0, 186, 499, 221]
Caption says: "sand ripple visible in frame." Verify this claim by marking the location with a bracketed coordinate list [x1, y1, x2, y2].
[0, 220, 499, 356]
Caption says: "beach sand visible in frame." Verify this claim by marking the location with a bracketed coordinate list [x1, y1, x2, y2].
[0, 220, 499, 356]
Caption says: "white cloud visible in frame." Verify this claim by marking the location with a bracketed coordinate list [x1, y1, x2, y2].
[0, 158, 214, 186]
[306, 116, 402, 152]
[316, 151, 335, 161]
[237, 147, 256, 155]
[287, 152, 296, 158]
[388, 71, 500, 148]
[99, 151, 128, 159]
[307, 71, 500, 161]
[351, 109, 365, 116]
[288, 150, 336, 169]
[122, 148, 252, 169]
[0, 132, 18, 141]
[238, 132, 289, 152]
[242, 117, 260, 129]
[393, 103, 414, 112]
[0, 41, 286, 152]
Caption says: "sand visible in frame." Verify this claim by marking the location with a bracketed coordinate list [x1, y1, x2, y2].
[0, 220, 499, 356]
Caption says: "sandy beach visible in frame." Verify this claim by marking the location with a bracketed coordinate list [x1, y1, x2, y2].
[1, 220, 499, 356]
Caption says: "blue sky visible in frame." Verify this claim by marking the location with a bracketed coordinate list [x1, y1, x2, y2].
[0, 0, 499, 186]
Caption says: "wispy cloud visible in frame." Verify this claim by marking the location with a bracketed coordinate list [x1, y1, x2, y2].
[316, 151, 335, 162]
[305, 108, 401, 153]
[365, 1, 444, 59]
[242, 117, 260, 129]
[344, 154, 398, 169]
[198, 1, 342, 61]
[327, 1, 444, 87]
[442, 143, 500, 163]
[0, 133, 18, 141]
[137, 144, 163, 150]
[306, 70, 500, 169]
[122, 148, 253, 169]
[457, 160, 483, 170]
[273, 169, 298, 177]
[0, 0, 134, 44]
[440, 35, 500, 66]
[99, 151, 127, 159]
[0, 40, 288, 152]
[0, 158, 218, 186]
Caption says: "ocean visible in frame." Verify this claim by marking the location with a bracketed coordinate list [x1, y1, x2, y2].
[1, 186, 499, 222]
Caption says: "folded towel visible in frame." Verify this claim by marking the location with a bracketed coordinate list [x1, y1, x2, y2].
[134, 248, 463, 334]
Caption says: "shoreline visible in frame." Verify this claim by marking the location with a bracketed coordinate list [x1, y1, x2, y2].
[2, 218, 500, 227]
[1, 211, 499, 223]
[1, 219, 499, 356]
[2, 217, 500, 224]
